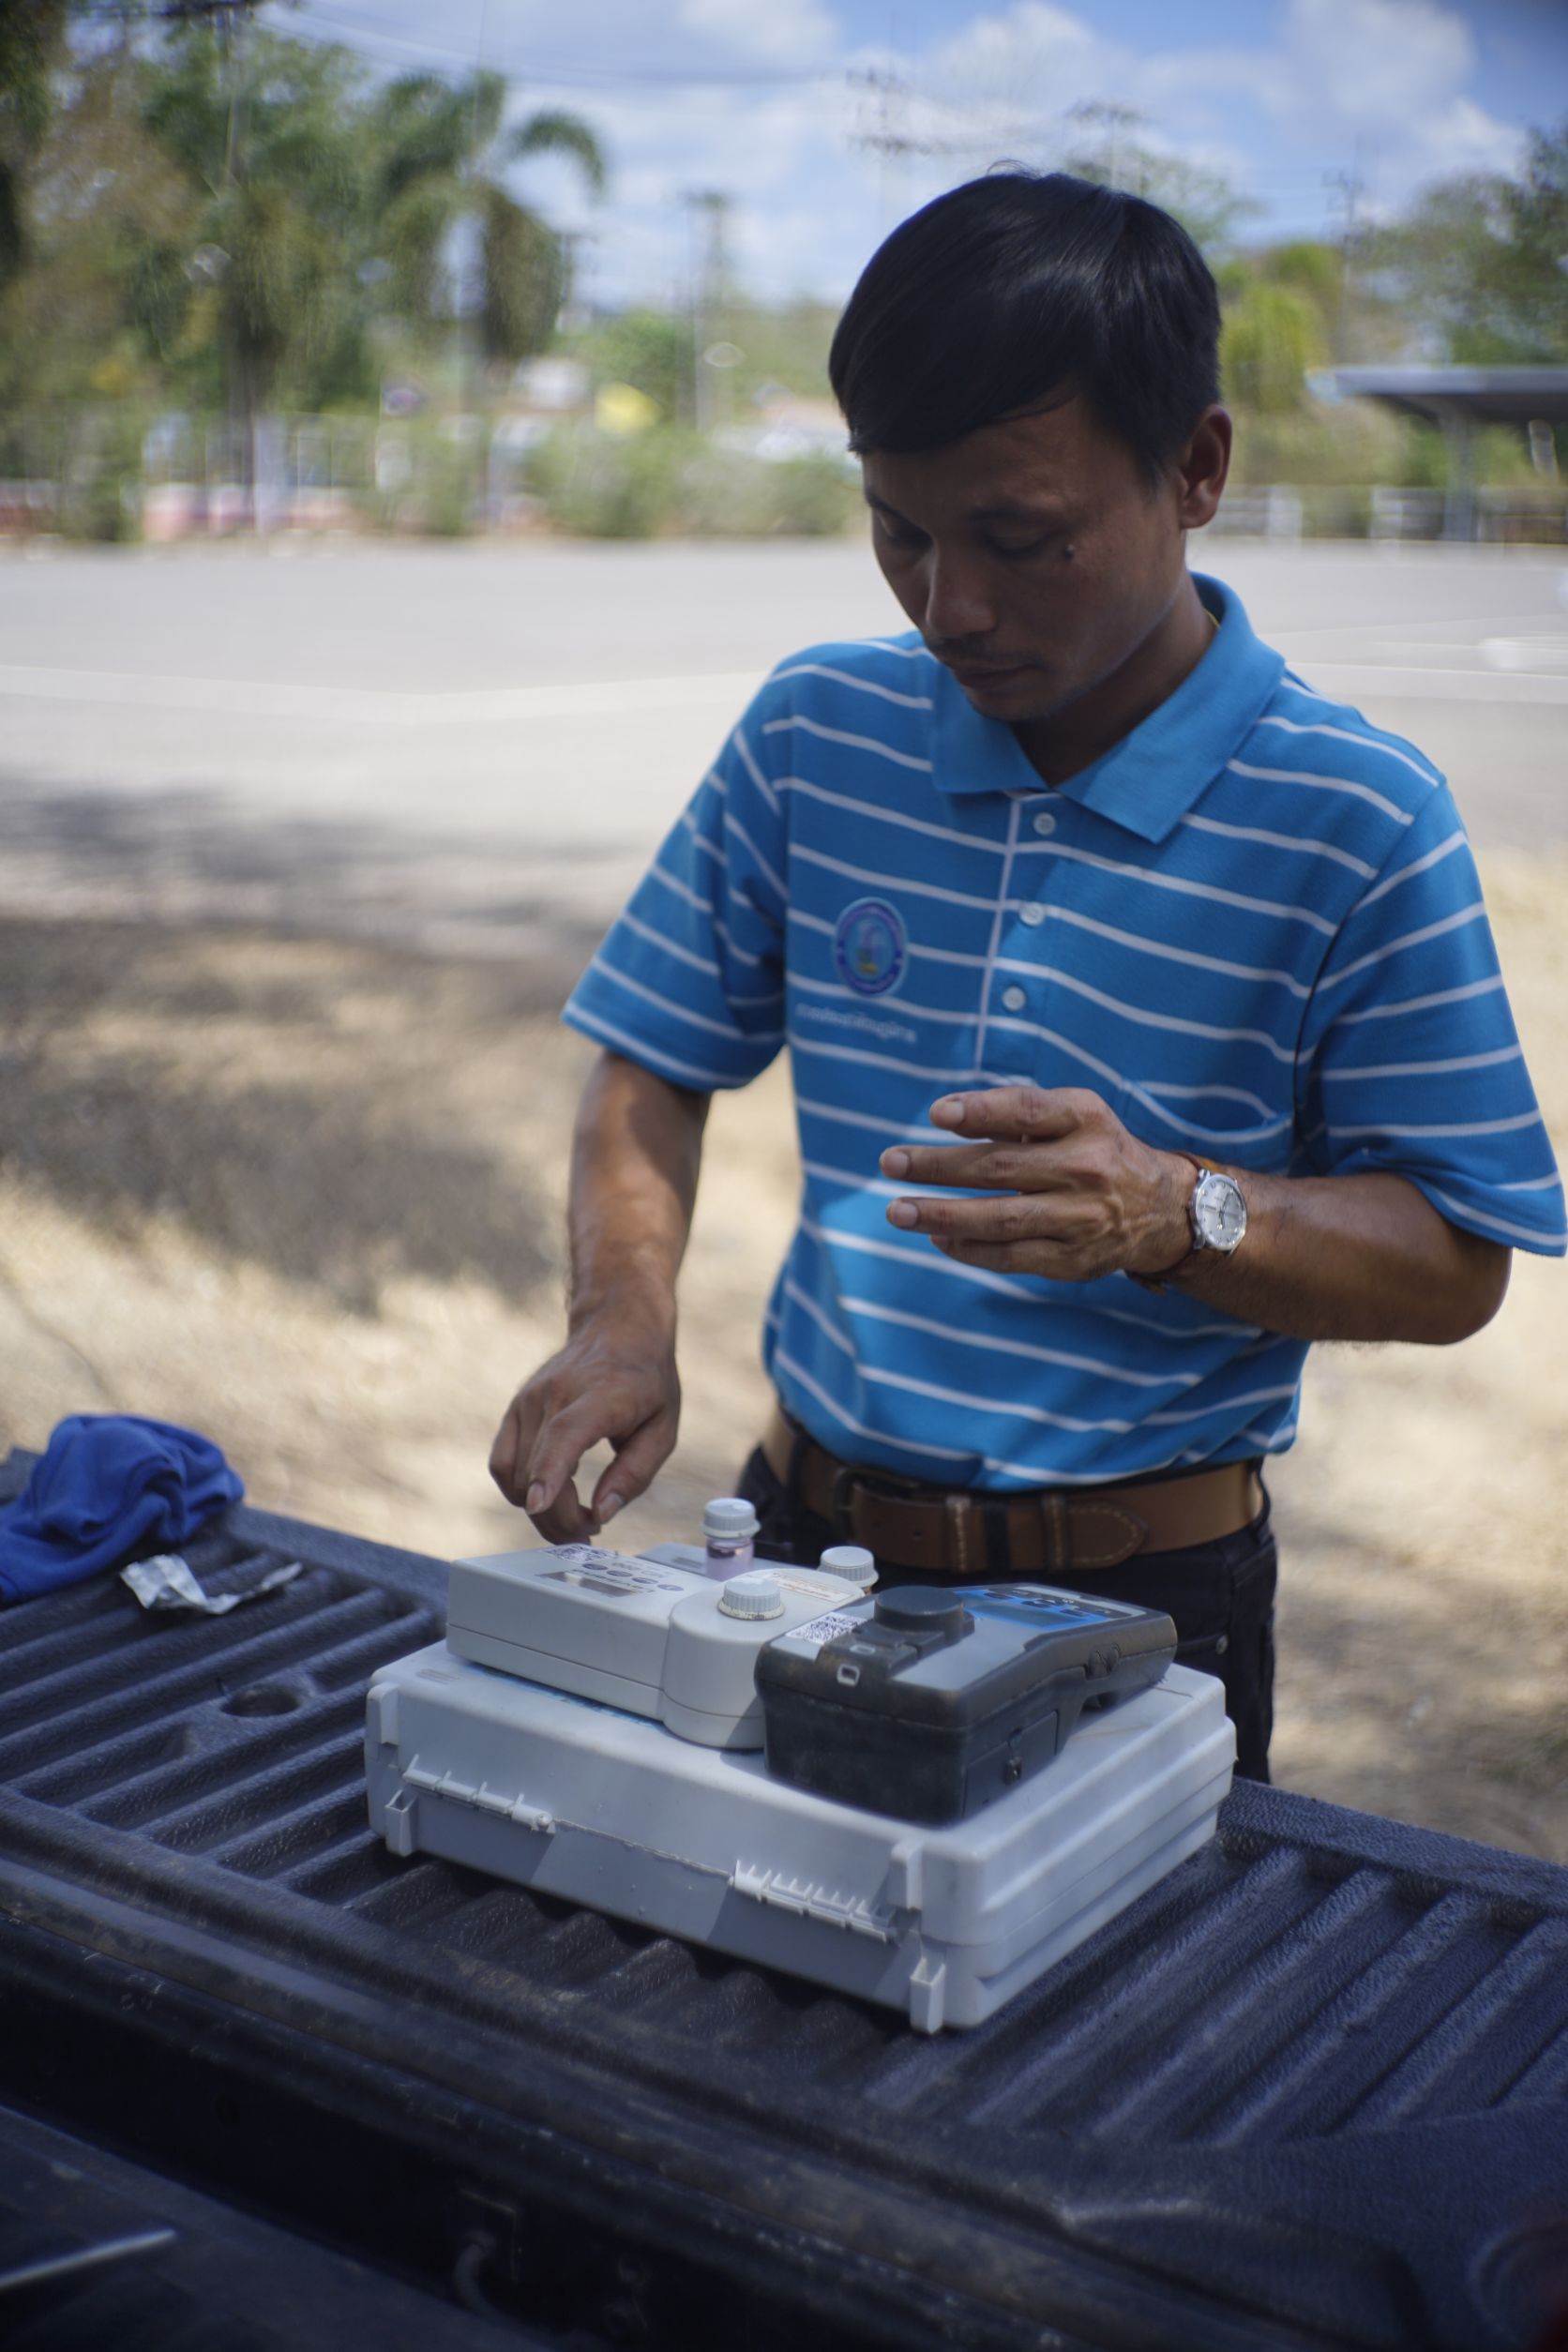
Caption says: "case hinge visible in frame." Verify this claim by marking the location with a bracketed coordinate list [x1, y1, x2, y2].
[731, 1863, 899, 1942]
[403, 1757, 555, 1836]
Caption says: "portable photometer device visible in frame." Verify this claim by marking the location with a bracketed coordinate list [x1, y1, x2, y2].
[445, 1542, 866, 1749]
[756, 1583, 1178, 1825]
[366, 1537, 1232, 2031]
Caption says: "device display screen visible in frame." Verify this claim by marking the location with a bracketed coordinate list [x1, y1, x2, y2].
[964, 1590, 1141, 1635]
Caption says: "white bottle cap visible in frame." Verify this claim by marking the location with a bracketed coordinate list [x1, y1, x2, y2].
[702, 1496, 761, 1544]
[819, 1545, 877, 1590]
[717, 1570, 784, 1621]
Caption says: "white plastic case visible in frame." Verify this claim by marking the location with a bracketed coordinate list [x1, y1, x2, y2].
[365, 1642, 1234, 2032]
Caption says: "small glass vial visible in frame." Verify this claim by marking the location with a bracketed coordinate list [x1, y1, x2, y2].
[702, 1495, 760, 1578]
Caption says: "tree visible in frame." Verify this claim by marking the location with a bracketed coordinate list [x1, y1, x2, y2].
[1062, 101, 1255, 257]
[0, 0, 70, 288]
[0, 31, 201, 433]
[582, 308, 687, 420]
[1368, 118, 1568, 364]
[1221, 280, 1327, 415]
[141, 22, 377, 433]
[371, 69, 605, 367]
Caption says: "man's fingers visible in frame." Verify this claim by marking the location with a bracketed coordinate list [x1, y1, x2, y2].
[529, 1478, 599, 1545]
[487, 1403, 521, 1498]
[880, 1138, 1066, 1191]
[589, 1410, 676, 1525]
[521, 1398, 618, 1522]
[888, 1189, 1080, 1243]
[927, 1085, 1102, 1139]
[489, 1396, 543, 1505]
[936, 1237, 1071, 1273]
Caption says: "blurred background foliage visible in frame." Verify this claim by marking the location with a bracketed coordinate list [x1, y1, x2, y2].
[0, 4, 1563, 539]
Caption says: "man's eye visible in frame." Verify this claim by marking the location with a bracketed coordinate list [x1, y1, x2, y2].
[873, 516, 926, 551]
[986, 536, 1052, 560]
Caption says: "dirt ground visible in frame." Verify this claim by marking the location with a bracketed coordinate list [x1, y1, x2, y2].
[1, 850, 1564, 1860]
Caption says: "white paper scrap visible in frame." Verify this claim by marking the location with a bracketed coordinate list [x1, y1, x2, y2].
[121, 1554, 304, 1615]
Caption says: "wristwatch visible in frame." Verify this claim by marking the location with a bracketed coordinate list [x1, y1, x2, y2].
[1132, 1154, 1247, 1292]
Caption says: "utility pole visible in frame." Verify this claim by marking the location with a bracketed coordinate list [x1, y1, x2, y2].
[148, 0, 267, 515]
[1065, 100, 1148, 193]
[850, 62, 918, 233]
[1325, 144, 1368, 360]
[681, 189, 730, 434]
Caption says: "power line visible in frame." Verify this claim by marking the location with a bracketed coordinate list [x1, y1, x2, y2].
[294, 4, 832, 86]
[73, 0, 837, 84]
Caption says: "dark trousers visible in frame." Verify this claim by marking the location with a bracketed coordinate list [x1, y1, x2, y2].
[734, 1445, 1278, 1782]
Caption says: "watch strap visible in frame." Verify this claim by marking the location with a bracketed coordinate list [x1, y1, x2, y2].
[1129, 1153, 1214, 1294]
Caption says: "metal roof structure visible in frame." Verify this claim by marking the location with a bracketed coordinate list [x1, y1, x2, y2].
[1319, 367, 1568, 539]
[1324, 367, 1568, 429]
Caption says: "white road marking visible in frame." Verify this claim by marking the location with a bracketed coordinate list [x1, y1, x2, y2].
[1283, 662, 1568, 704]
[4, 654, 1568, 720]
[0, 664, 764, 726]
[1481, 639, 1568, 673]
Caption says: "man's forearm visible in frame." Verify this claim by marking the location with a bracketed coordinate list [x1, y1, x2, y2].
[879, 1088, 1511, 1348]
[1162, 1164, 1510, 1344]
[566, 1051, 711, 1333]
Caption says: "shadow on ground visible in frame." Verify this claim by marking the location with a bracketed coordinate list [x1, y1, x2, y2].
[0, 914, 581, 1313]
[0, 776, 617, 973]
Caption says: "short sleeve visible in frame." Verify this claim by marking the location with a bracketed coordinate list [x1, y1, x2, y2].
[1296, 784, 1565, 1255]
[561, 686, 787, 1091]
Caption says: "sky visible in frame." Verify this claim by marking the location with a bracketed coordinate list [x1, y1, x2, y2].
[284, 0, 1568, 309]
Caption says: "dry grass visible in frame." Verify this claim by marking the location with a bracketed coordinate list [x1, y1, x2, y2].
[2, 852, 1564, 1859]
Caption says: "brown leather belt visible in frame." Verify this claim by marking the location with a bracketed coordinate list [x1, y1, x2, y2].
[761, 1407, 1263, 1582]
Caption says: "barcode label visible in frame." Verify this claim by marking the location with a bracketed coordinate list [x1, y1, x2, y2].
[784, 1608, 863, 1656]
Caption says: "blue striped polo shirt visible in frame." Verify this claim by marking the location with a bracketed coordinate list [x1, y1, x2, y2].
[563, 573, 1565, 1491]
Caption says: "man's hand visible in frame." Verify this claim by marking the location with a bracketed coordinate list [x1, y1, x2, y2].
[489, 1311, 681, 1545]
[879, 1086, 1189, 1281]
[489, 1049, 709, 1540]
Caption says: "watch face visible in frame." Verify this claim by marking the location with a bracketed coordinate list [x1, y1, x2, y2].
[1195, 1172, 1247, 1252]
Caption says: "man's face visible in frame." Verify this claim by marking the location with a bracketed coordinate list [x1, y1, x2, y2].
[861, 394, 1191, 726]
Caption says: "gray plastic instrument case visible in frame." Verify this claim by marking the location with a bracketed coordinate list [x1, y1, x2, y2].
[366, 1639, 1234, 2031]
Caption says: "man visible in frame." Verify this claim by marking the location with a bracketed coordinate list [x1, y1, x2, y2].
[490, 173, 1564, 1780]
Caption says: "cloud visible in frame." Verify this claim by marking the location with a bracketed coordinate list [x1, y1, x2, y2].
[290, 0, 1538, 303]
[1284, 0, 1474, 123]
[677, 0, 839, 68]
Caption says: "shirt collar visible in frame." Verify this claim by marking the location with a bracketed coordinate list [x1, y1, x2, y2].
[927, 573, 1286, 844]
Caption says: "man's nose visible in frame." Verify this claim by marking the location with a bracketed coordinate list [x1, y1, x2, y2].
[919, 548, 997, 645]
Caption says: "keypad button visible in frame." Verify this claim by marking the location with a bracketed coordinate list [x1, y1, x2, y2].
[1001, 985, 1027, 1012]
[1032, 808, 1058, 837]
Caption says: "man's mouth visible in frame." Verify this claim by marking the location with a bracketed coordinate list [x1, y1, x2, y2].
[942, 658, 1036, 688]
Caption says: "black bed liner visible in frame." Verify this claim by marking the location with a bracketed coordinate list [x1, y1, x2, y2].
[1, 1454, 1564, 2350]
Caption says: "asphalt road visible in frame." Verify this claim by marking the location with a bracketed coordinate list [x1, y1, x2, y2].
[1, 535, 1563, 960]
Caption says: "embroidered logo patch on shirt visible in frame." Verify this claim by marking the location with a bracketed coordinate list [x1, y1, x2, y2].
[833, 897, 908, 998]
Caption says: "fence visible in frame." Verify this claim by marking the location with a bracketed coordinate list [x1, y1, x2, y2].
[2, 416, 1566, 545]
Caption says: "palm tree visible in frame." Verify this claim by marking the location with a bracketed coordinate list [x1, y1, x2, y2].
[141, 23, 375, 494]
[372, 69, 606, 369]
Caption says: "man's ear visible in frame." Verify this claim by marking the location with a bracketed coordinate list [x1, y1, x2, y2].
[1175, 405, 1232, 529]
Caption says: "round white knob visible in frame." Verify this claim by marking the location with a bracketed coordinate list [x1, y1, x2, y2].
[819, 1545, 876, 1590]
[717, 1570, 785, 1621]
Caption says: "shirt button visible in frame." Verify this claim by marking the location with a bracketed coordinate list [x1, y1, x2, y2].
[1019, 901, 1046, 927]
[1031, 808, 1058, 837]
[1001, 985, 1027, 1012]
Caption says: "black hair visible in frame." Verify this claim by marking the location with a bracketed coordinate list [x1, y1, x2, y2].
[828, 171, 1221, 484]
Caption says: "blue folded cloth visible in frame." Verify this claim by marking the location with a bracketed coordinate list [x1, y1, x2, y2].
[0, 1414, 244, 1604]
